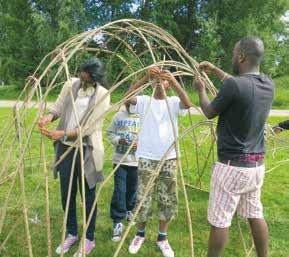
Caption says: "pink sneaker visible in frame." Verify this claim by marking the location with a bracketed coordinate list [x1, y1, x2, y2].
[55, 234, 78, 255]
[73, 238, 96, 257]
[156, 240, 174, 257]
[128, 235, 145, 254]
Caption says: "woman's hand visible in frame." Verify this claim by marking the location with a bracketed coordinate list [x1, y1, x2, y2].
[39, 127, 64, 140]
[38, 113, 54, 128]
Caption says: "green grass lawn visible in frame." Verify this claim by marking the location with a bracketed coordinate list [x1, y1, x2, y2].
[0, 108, 288, 257]
[272, 75, 289, 109]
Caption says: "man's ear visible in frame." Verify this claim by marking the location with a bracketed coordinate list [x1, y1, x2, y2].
[238, 51, 246, 63]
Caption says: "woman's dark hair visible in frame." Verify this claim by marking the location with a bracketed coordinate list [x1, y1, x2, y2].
[80, 58, 108, 88]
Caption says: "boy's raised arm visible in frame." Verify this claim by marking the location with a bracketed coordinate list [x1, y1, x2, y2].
[160, 71, 192, 109]
[125, 74, 149, 105]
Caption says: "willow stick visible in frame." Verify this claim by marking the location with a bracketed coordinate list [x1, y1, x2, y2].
[15, 107, 34, 257]
[41, 139, 52, 257]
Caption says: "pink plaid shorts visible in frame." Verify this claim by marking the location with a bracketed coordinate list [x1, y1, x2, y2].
[208, 161, 265, 228]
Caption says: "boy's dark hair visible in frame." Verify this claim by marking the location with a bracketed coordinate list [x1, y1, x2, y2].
[80, 58, 108, 88]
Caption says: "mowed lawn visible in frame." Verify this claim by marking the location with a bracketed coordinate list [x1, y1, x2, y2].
[0, 107, 288, 257]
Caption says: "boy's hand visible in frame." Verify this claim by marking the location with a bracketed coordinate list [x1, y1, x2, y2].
[198, 61, 216, 74]
[148, 66, 161, 78]
[159, 70, 177, 85]
[193, 76, 206, 92]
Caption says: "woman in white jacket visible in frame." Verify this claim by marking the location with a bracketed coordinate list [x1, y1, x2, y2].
[39, 58, 110, 256]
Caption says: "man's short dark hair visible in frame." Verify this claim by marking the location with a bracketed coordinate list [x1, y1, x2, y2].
[238, 36, 264, 65]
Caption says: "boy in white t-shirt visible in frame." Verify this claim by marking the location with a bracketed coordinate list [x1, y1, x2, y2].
[125, 67, 192, 257]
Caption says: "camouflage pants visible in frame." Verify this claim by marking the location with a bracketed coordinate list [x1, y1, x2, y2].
[135, 157, 178, 223]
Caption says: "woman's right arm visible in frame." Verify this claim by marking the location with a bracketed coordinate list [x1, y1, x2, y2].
[48, 80, 71, 119]
[38, 80, 71, 128]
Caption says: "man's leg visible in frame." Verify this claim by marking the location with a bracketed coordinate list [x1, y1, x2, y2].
[207, 162, 240, 257]
[207, 226, 229, 257]
[248, 218, 268, 257]
[237, 165, 267, 257]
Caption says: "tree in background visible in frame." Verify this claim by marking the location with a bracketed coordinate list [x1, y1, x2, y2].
[0, 0, 288, 86]
[0, 0, 89, 85]
[0, 0, 38, 84]
[203, 0, 289, 76]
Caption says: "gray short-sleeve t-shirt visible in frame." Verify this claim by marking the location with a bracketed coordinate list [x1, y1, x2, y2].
[211, 74, 274, 161]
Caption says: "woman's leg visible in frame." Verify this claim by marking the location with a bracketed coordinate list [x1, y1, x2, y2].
[57, 143, 78, 236]
[78, 170, 97, 241]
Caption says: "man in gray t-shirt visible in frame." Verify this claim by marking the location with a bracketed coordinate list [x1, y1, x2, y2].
[194, 36, 273, 257]
[211, 74, 274, 165]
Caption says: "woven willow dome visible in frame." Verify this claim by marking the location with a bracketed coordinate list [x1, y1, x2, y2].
[0, 19, 281, 257]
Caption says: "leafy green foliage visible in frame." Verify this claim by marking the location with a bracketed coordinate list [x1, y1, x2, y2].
[0, 0, 288, 86]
